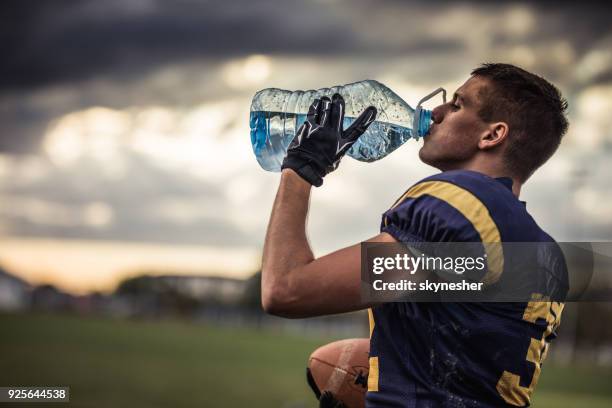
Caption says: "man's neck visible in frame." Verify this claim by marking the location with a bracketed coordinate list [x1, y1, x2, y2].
[443, 159, 523, 198]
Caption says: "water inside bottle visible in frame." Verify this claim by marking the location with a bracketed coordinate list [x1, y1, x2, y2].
[250, 110, 415, 171]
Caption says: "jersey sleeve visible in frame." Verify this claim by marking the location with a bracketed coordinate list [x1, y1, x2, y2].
[380, 179, 504, 285]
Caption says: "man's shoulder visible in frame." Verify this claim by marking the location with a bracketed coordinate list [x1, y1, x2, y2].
[395, 170, 517, 217]
[389, 170, 550, 243]
[416, 170, 513, 196]
[382, 170, 502, 243]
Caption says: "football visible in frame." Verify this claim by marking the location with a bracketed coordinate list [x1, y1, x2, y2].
[306, 338, 370, 408]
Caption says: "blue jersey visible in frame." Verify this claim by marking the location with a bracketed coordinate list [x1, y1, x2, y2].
[366, 170, 567, 408]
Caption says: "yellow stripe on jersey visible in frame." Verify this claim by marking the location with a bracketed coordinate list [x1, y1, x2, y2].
[367, 308, 379, 392]
[368, 357, 379, 392]
[385, 181, 504, 285]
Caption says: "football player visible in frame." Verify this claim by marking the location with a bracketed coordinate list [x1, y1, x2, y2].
[261, 63, 569, 407]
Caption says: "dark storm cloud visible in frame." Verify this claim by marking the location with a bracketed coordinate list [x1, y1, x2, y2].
[0, 0, 464, 91]
[2, 0, 612, 92]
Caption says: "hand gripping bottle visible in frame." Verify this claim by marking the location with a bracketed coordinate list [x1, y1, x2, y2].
[249, 80, 446, 172]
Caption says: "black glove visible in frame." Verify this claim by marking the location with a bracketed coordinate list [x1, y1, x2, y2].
[281, 93, 377, 187]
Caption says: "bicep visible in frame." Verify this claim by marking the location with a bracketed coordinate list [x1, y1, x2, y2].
[283, 232, 397, 317]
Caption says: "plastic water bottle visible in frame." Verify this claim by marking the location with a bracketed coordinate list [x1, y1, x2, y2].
[249, 80, 446, 172]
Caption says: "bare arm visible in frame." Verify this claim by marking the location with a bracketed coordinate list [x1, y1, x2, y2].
[262, 169, 315, 285]
[261, 169, 397, 318]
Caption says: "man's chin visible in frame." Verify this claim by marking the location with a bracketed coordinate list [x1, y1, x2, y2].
[418, 147, 446, 170]
[418, 146, 432, 165]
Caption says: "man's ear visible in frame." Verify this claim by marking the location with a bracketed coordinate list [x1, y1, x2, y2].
[478, 122, 508, 150]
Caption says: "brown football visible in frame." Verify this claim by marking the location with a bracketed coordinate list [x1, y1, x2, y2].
[307, 338, 370, 408]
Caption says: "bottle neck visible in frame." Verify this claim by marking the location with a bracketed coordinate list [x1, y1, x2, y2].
[417, 109, 432, 138]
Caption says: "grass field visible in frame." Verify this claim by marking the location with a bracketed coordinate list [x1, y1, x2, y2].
[1, 313, 611, 407]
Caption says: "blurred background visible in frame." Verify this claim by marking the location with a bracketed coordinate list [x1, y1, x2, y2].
[1, 0, 611, 407]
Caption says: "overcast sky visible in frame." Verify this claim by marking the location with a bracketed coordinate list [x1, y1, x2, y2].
[1, 0, 611, 292]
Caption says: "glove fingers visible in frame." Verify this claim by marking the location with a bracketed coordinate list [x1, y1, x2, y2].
[307, 98, 320, 125]
[344, 106, 377, 143]
[291, 121, 310, 148]
[330, 93, 345, 132]
[319, 96, 332, 127]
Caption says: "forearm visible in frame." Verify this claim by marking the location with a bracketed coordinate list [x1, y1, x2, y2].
[260, 95, 378, 316]
[261, 169, 314, 309]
